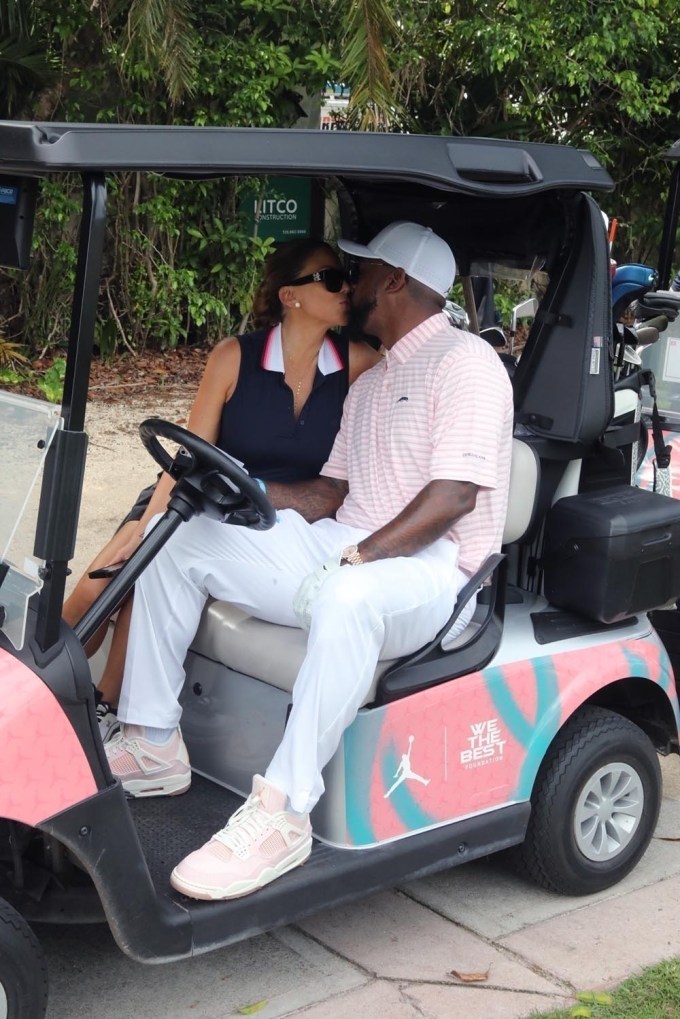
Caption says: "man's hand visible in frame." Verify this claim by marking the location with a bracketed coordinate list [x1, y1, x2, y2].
[293, 558, 341, 629]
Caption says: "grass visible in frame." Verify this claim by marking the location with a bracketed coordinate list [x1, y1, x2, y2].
[530, 958, 680, 1018]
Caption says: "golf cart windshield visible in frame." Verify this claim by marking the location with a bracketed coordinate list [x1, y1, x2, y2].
[0, 391, 61, 649]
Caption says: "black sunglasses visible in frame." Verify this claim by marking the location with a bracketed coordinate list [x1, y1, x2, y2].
[346, 257, 387, 284]
[286, 268, 350, 293]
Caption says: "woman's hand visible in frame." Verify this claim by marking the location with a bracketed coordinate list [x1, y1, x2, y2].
[112, 528, 146, 566]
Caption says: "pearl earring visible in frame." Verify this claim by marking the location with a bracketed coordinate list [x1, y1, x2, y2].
[294, 301, 301, 308]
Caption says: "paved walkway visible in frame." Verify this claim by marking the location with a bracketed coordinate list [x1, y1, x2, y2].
[42, 756, 680, 1018]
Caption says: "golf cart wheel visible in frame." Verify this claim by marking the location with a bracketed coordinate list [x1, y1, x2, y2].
[515, 706, 660, 896]
[0, 898, 47, 1018]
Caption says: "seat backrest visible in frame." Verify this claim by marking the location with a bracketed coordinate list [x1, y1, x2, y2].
[503, 438, 540, 544]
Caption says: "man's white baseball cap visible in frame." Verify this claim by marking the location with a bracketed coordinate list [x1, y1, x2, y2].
[338, 221, 456, 298]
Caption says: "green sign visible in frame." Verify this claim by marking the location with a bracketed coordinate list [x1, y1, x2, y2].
[242, 176, 311, 242]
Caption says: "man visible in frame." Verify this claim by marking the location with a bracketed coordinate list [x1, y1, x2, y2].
[107, 221, 514, 901]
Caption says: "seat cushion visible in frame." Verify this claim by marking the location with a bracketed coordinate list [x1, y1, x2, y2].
[190, 600, 399, 701]
[190, 599, 482, 705]
[503, 438, 540, 544]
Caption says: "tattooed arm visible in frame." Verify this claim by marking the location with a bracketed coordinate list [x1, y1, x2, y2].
[264, 476, 349, 523]
[353, 480, 477, 563]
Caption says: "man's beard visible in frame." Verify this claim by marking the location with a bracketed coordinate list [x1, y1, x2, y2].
[346, 294, 377, 340]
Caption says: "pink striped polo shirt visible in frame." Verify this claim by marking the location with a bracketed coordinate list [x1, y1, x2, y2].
[321, 312, 514, 575]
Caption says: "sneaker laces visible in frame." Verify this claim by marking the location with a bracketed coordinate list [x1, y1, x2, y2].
[96, 700, 113, 720]
[213, 794, 276, 855]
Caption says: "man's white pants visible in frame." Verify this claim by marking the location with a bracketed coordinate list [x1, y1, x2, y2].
[119, 510, 465, 814]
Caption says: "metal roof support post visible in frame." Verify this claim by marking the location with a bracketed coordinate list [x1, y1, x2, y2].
[61, 173, 107, 432]
[34, 173, 107, 651]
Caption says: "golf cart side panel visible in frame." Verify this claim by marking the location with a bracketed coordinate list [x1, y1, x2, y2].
[332, 632, 677, 849]
[637, 430, 680, 498]
[0, 123, 615, 198]
[0, 648, 97, 823]
[182, 627, 677, 850]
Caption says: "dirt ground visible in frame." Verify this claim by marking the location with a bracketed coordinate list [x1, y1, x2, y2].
[64, 349, 203, 593]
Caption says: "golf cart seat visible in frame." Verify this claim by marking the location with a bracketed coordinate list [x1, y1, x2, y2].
[188, 437, 540, 703]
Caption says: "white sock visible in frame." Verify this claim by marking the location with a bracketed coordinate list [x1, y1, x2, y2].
[142, 726, 176, 745]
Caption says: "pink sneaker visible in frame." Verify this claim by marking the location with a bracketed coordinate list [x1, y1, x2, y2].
[170, 775, 312, 900]
[105, 725, 191, 797]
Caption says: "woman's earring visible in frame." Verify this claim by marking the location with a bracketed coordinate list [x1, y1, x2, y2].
[294, 301, 301, 308]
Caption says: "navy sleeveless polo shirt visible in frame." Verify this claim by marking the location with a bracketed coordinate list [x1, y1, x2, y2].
[216, 327, 350, 483]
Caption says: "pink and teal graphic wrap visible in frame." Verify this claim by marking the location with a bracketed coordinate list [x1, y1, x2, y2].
[0, 649, 97, 825]
[343, 633, 678, 847]
[637, 429, 680, 498]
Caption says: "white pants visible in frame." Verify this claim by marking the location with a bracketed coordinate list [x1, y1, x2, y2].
[119, 510, 466, 813]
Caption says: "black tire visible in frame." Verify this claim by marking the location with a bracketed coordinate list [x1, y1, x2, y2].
[514, 706, 661, 896]
[0, 898, 48, 1018]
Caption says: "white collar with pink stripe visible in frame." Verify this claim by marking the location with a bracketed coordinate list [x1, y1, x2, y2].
[260, 323, 344, 375]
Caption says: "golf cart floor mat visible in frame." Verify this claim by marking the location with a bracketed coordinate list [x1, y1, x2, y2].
[127, 775, 529, 947]
[128, 774, 243, 888]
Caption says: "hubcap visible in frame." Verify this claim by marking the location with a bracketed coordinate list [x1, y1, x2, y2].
[574, 762, 644, 862]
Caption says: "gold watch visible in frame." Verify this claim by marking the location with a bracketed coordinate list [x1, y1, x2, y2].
[341, 544, 364, 566]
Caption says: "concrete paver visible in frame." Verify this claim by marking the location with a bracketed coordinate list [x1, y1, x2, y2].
[295, 979, 574, 1019]
[500, 872, 680, 990]
[41, 923, 366, 1019]
[291, 979, 426, 1018]
[407, 983, 574, 1018]
[299, 889, 562, 995]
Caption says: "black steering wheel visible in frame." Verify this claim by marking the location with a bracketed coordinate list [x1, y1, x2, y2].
[139, 418, 276, 530]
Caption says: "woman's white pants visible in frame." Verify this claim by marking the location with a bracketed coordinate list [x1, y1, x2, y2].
[119, 510, 465, 814]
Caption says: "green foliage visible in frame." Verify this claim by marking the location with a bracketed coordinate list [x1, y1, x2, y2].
[530, 958, 680, 1018]
[35, 356, 66, 403]
[0, 0, 678, 358]
[392, 0, 680, 263]
[0, 353, 66, 404]
[0, 1, 337, 356]
[338, 0, 406, 129]
[0, 366, 22, 386]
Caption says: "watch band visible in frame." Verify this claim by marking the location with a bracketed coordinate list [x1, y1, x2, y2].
[341, 544, 364, 566]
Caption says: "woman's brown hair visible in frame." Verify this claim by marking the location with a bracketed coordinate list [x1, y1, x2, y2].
[252, 238, 336, 329]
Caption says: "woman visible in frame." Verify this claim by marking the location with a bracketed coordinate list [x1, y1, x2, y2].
[62, 237, 380, 740]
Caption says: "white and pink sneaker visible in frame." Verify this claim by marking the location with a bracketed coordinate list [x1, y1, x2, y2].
[170, 775, 312, 900]
[105, 725, 191, 797]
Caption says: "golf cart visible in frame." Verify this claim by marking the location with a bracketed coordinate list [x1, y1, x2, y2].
[2, 124, 680, 1019]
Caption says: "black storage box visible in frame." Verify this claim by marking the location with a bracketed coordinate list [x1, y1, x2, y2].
[543, 484, 680, 623]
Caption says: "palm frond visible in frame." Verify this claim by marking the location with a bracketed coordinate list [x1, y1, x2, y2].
[0, 337, 28, 368]
[127, 0, 198, 103]
[0, 36, 52, 116]
[339, 0, 406, 130]
[0, 0, 32, 38]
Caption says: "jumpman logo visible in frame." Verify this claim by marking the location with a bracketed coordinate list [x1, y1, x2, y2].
[384, 735, 430, 798]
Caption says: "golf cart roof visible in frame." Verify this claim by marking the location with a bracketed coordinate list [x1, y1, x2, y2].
[0, 122, 614, 197]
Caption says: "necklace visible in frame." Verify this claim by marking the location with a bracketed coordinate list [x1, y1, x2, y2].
[284, 352, 319, 409]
